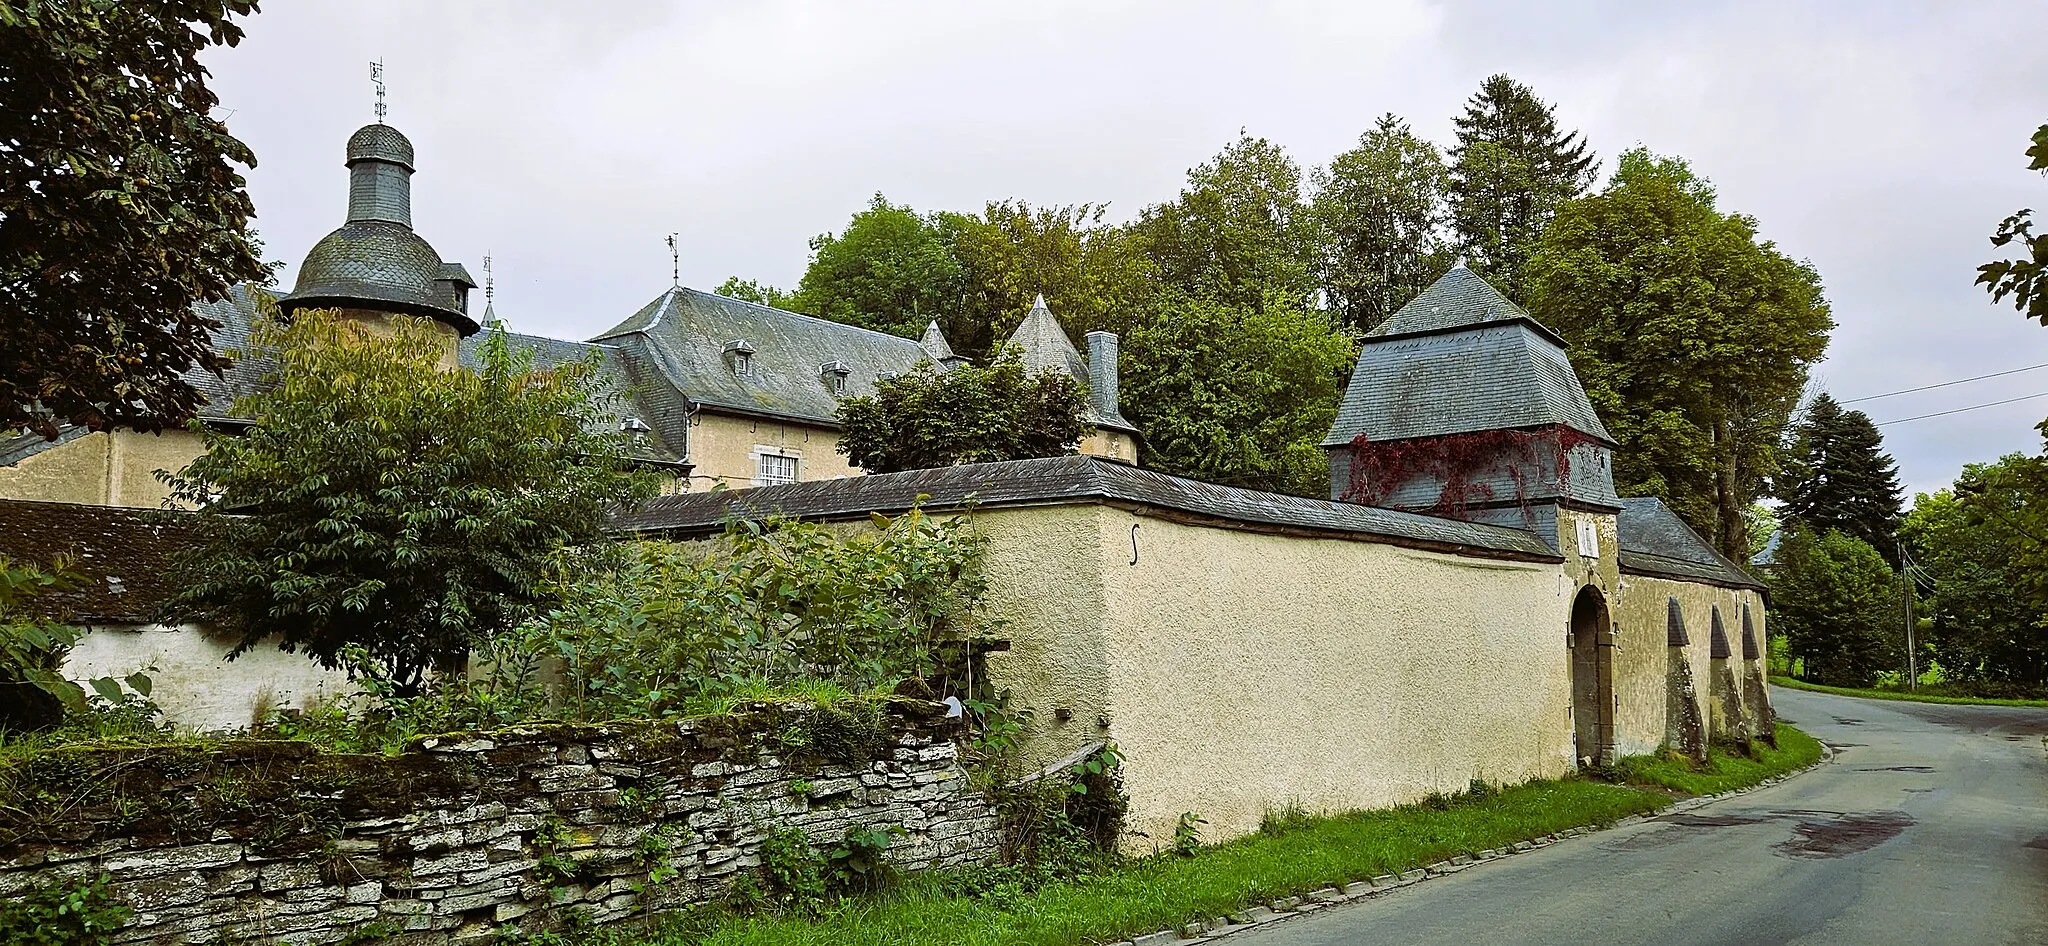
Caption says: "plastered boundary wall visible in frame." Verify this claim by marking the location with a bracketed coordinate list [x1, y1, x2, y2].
[1612, 573, 1772, 753]
[0, 702, 995, 945]
[973, 504, 1578, 847]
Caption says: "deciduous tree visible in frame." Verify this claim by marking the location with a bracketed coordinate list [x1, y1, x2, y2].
[0, 0, 271, 438]
[833, 348, 1087, 474]
[792, 193, 967, 338]
[1122, 290, 1353, 497]
[1977, 123, 2048, 323]
[1771, 527, 1903, 688]
[1448, 74, 1597, 303]
[1312, 114, 1453, 333]
[160, 311, 656, 691]
[1528, 149, 1832, 561]
[1131, 132, 1319, 313]
[714, 276, 796, 310]
[1903, 465, 2048, 694]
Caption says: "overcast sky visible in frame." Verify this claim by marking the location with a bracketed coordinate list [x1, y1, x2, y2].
[200, 1, 2048, 500]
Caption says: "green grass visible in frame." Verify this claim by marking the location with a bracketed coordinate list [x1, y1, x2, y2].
[595, 725, 1823, 946]
[1612, 723, 1824, 796]
[1771, 675, 2048, 708]
[616, 780, 1665, 946]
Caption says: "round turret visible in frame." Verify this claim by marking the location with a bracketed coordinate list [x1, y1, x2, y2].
[281, 123, 477, 336]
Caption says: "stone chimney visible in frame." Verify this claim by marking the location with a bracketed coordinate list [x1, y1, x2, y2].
[1085, 331, 1120, 422]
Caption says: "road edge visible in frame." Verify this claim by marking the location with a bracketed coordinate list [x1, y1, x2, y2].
[1121, 744, 1841, 946]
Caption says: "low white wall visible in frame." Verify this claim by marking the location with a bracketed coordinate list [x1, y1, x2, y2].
[63, 623, 351, 733]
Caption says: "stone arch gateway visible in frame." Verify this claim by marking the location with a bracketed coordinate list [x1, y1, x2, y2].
[1569, 584, 1616, 766]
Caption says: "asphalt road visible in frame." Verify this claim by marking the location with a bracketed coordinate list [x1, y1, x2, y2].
[1228, 687, 2048, 946]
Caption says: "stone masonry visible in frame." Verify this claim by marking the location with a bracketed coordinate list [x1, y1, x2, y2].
[0, 700, 996, 944]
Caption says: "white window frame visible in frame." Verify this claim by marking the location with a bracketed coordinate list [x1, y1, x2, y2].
[1575, 518, 1600, 558]
[753, 447, 799, 487]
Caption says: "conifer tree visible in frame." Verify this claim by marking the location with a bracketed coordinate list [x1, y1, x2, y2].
[1448, 74, 1598, 303]
[1779, 392, 1905, 563]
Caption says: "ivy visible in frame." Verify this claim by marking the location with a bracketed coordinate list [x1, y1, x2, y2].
[1342, 424, 1600, 515]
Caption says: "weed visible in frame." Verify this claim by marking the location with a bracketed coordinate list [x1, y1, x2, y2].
[1172, 812, 1206, 857]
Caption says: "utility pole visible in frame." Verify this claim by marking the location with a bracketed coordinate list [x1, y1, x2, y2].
[1898, 534, 1917, 692]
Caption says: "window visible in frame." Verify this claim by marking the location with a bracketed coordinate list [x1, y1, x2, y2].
[1575, 518, 1600, 558]
[757, 452, 798, 486]
[733, 350, 753, 377]
[828, 373, 846, 395]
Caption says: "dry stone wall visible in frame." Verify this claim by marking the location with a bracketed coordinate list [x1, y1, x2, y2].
[0, 700, 995, 944]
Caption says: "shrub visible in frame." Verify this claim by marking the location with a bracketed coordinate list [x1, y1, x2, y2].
[0, 873, 130, 946]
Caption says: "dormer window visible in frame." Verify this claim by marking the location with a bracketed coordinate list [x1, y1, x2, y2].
[820, 360, 851, 395]
[724, 339, 756, 377]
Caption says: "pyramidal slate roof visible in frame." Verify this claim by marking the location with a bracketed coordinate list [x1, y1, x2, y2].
[920, 320, 956, 361]
[1323, 266, 1611, 447]
[1370, 264, 1564, 343]
[615, 454, 1560, 561]
[591, 286, 930, 426]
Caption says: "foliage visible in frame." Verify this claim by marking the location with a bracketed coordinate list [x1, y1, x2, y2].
[0, 872, 130, 946]
[0, 557, 153, 732]
[1121, 290, 1352, 497]
[1976, 123, 2048, 323]
[989, 743, 1127, 884]
[645, 778, 1666, 946]
[1770, 527, 1904, 688]
[1743, 504, 1781, 561]
[1447, 74, 1598, 304]
[508, 509, 985, 722]
[1312, 113, 1454, 333]
[158, 310, 657, 692]
[942, 200, 1155, 358]
[715, 277, 796, 310]
[1171, 812, 1206, 858]
[826, 826, 899, 895]
[1777, 393, 1903, 562]
[1130, 132, 1320, 313]
[0, 0, 270, 439]
[758, 827, 828, 907]
[1903, 457, 2048, 693]
[835, 348, 1087, 474]
[1528, 148, 1832, 561]
[792, 194, 969, 339]
[1608, 723, 1823, 796]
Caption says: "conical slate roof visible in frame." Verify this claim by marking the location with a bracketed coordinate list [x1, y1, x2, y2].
[1006, 294, 1088, 380]
[919, 320, 955, 361]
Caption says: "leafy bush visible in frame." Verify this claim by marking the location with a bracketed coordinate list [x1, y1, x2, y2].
[835, 347, 1088, 474]
[0, 873, 130, 946]
[1, 557, 155, 734]
[508, 508, 986, 722]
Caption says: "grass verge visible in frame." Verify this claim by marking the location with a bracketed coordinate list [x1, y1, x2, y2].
[622, 780, 1665, 946]
[1612, 723, 1823, 796]
[1771, 675, 2048, 709]
[603, 724, 1823, 946]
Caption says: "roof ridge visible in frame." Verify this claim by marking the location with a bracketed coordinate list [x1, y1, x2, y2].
[681, 286, 924, 348]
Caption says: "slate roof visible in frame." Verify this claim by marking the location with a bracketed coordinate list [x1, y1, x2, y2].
[1323, 320, 1613, 447]
[591, 287, 930, 426]
[0, 500, 198, 623]
[615, 454, 1561, 561]
[1616, 497, 1766, 591]
[1370, 264, 1565, 343]
[1004, 296, 1138, 433]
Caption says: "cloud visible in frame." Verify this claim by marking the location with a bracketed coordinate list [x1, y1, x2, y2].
[204, 0, 2048, 497]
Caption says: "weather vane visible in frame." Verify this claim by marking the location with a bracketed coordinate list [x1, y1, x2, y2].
[666, 233, 679, 286]
[483, 252, 494, 306]
[370, 59, 387, 122]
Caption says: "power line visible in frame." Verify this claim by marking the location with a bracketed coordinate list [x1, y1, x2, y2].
[1873, 391, 2048, 427]
[1841, 361, 2048, 405]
